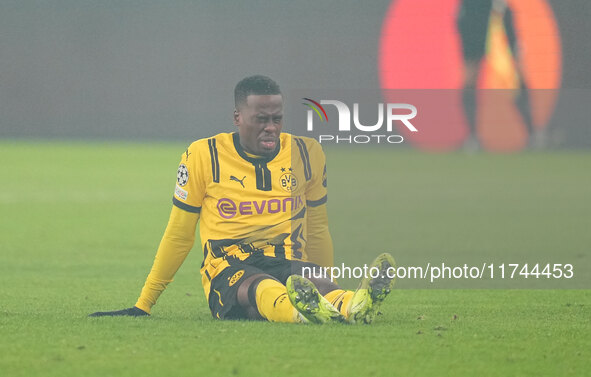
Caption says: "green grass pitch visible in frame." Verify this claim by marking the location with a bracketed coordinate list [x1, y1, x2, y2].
[1, 141, 589, 376]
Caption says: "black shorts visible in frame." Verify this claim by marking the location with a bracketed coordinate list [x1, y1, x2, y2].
[208, 254, 322, 320]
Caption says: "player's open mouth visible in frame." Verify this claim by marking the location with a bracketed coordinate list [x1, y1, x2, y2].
[260, 139, 277, 150]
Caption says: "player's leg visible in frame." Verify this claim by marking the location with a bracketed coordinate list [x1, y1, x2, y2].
[208, 264, 300, 323]
[236, 273, 302, 323]
[502, 5, 538, 145]
[323, 288, 355, 317]
[457, 0, 492, 149]
[253, 259, 343, 323]
[284, 275, 345, 324]
[217, 255, 344, 324]
[277, 261, 348, 321]
[309, 278, 355, 318]
[461, 60, 481, 142]
[289, 261, 354, 318]
[235, 273, 345, 324]
[288, 257, 396, 324]
[348, 253, 396, 324]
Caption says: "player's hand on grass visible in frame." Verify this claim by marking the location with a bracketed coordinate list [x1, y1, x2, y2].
[89, 306, 149, 317]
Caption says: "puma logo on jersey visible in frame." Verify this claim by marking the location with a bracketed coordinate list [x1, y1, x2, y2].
[230, 175, 246, 188]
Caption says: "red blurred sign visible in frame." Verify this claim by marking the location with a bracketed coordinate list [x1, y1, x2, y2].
[379, 0, 562, 152]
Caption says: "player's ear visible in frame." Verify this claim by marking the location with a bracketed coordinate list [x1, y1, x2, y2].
[233, 108, 240, 127]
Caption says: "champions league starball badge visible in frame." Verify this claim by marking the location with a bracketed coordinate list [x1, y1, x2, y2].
[177, 164, 189, 187]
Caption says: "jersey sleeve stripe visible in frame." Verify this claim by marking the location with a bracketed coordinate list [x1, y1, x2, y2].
[306, 195, 327, 207]
[295, 138, 312, 181]
[172, 197, 201, 213]
[208, 138, 220, 183]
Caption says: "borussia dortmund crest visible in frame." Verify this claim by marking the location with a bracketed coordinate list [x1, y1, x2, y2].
[279, 167, 298, 192]
[177, 164, 189, 186]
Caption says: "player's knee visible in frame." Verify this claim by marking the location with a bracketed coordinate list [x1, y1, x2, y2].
[236, 273, 278, 319]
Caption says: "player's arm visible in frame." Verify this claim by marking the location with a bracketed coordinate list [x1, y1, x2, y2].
[304, 140, 334, 267]
[90, 144, 206, 317]
[306, 204, 334, 267]
[134, 206, 199, 313]
[89, 207, 198, 317]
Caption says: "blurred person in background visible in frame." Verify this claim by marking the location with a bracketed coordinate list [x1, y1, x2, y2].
[457, 0, 539, 150]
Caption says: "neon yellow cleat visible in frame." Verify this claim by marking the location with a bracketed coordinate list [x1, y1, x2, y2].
[347, 253, 396, 324]
[286, 275, 345, 324]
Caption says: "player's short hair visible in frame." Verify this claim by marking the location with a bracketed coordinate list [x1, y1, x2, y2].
[234, 75, 282, 108]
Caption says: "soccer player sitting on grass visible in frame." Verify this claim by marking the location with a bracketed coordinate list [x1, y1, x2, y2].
[90, 75, 395, 324]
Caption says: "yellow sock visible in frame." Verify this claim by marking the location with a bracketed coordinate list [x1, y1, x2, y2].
[324, 289, 354, 317]
[255, 279, 299, 323]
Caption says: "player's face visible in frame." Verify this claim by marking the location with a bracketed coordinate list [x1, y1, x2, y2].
[234, 94, 283, 156]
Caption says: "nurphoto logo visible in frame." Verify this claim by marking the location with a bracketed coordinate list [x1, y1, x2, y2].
[302, 98, 418, 144]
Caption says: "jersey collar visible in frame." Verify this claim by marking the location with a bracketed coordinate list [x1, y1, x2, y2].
[232, 132, 280, 164]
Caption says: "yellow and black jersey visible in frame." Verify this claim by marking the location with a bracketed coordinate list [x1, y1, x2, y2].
[172, 132, 328, 295]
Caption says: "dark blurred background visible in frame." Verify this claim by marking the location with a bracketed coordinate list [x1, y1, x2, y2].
[0, 0, 589, 145]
